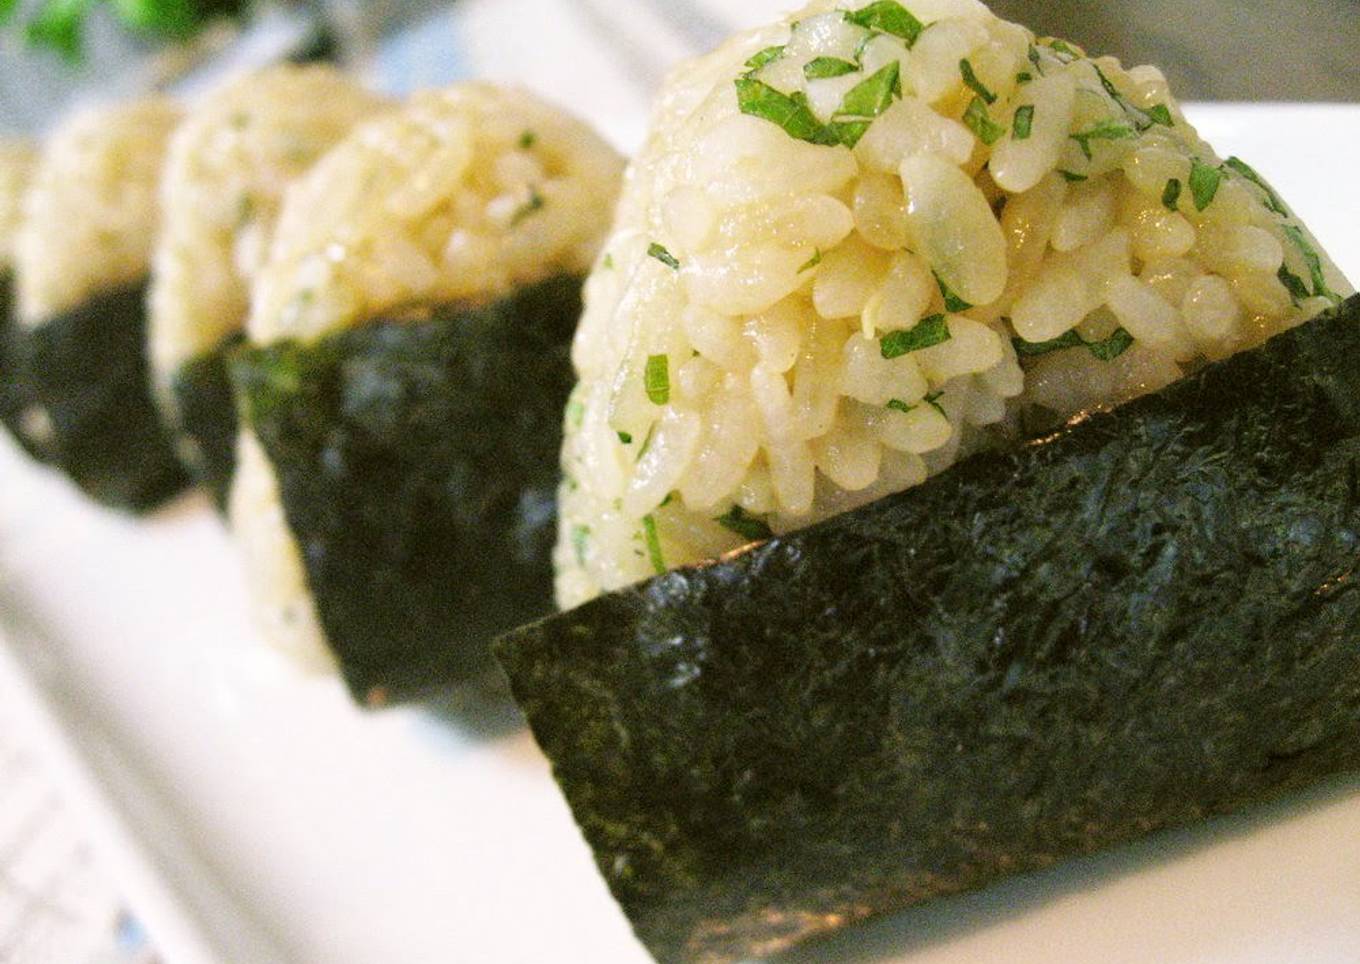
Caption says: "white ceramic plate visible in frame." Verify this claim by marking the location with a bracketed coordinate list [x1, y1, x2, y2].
[2, 6, 1358, 962]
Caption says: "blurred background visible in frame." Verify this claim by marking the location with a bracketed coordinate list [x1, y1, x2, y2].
[0, 0, 1357, 136]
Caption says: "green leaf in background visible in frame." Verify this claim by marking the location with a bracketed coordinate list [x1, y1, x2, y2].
[112, 0, 200, 38]
[25, 0, 93, 62]
[0, 0, 20, 23]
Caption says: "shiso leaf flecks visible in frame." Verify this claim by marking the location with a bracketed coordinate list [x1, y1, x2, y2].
[498, 298, 1360, 963]
[233, 275, 581, 705]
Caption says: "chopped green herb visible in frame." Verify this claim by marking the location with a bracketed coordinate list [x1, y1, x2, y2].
[1278, 264, 1311, 306]
[845, 0, 924, 46]
[890, 391, 947, 417]
[1012, 329, 1084, 357]
[1283, 224, 1333, 300]
[659, 491, 676, 508]
[648, 243, 681, 270]
[1223, 156, 1290, 217]
[571, 525, 591, 565]
[735, 77, 842, 147]
[1027, 45, 1044, 75]
[602, 253, 615, 270]
[1012, 104, 1035, 140]
[518, 130, 538, 149]
[935, 272, 972, 312]
[567, 400, 585, 428]
[838, 62, 902, 116]
[1047, 39, 1081, 61]
[880, 315, 951, 358]
[963, 96, 1006, 146]
[745, 45, 785, 72]
[511, 188, 545, 226]
[799, 249, 824, 273]
[642, 514, 666, 574]
[716, 505, 774, 542]
[617, 431, 633, 445]
[804, 56, 859, 79]
[1012, 326, 1134, 362]
[1161, 178, 1182, 211]
[1189, 158, 1221, 211]
[1145, 104, 1174, 127]
[1070, 119, 1136, 160]
[637, 423, 658, 460]
[1058, 170, 1088, 183]
[644, 354, 670, 405]
[1016, 70, 1033, 84]
[1087, 327, 1135, 361]
[830, 61, 902, 147]
[959, 59, 996, 105]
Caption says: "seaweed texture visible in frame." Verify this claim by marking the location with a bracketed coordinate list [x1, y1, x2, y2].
[232, 275, 581, 706]
[0, 271, 48, 461]
[498, 296, 1360, 962]
[172, 332, 245, 511]
[26, 282, 190, 511]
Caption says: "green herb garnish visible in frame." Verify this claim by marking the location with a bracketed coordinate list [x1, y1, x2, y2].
[1027, 45, 1044, 75]
[1047, 39, 1081, 61]
[1283, 224, 1334, 300]
[881, 315, 951, 358]
[716, 505, 774, 541]
[959, 58, 996, 104]
[845, 0, 924, 46]
[745, 44, 785, 71]
[963, 96, 1006, 146]
[1162, 178, 1182, 211]
[511, 188, 546, 226]
[1145, 104, 1174, 127]
[518, 130, 538, 149]
[1070, 119, 1136, 160]
[1189, 158, 1221, 211]
[935, 272, 972, 312]
[805, 56, 859, 79]
[830, 61, 902, 147]
[1058, 170, 1088, 182]
[734, 77, 842, 147]
[648, 243, 681, 270]
[617, 431, 633, 445]
[567, 400, 585, 428]
[887, 390, 946, 417]
[571, 525, 591, 565]
[799, 249, 824, 273]
[1016, 70, 1033, 85]
[602, 253, 615, 270]
[1278, 264, 1311, 306]
[1012, 104, 1034, 140]
[1223, 156, 1289, 217]
[642, 514, 666, 574]
[1013, 326, 1134, 361]
[644, 354, 670, 405]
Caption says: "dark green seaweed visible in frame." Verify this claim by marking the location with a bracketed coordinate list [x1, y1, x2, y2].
[232, 275, 581, 706]
[497, 296, 1360, 963]
[25, 281, 190, 511]
[171, 331, 245, 512]
[0, 270, 50, 461]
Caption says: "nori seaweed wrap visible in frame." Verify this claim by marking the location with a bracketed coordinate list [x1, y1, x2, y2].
[0, 141, 39, 458]
[12, 97, 189, 512]
[149, 66, 387, 509]
[229, 84, 623, 705]
[499, 294, 1360, 962]
[495, 0, 1356, 958]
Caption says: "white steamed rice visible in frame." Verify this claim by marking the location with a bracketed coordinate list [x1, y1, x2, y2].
[15, 97, 182, 326]
[555, 0, 1353, 608]
[149, 65, 388, 394]
[230, 83, 625, 669]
